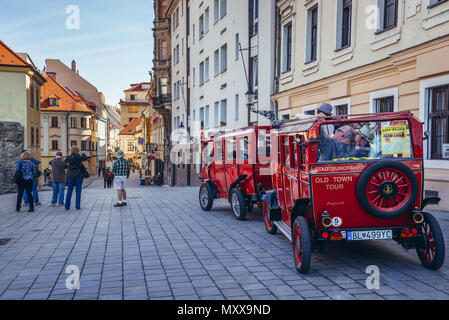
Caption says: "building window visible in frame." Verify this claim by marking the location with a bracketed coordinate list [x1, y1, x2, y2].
[252, 57, 258, 88]
[36, 87, 40, 110]
[160, 0, 167, 19]
[199, 107, 205, 129]
[214, 0, 219, 23]
[199, 61, 205, 85]
[130, 94, 136, 101]
[429, 0, 448, 8]
[220, 44, 227, 73]
[214, 102, 219, 127]
[283, 22, 292, 72]
[205, 57, 209, 82]
[428, 85, 449, 160]
[205, 105, 210, 129]
[235, 33, 239, 59]
[35, 128, 39, 147]
[307, 6, 318, 63]
[31, 127, 34, 146]
[374, 96, 394, 113]
[335, 104, 348, 116]
[71, 117, 77, 128]
[49, 98, 59, 106]
[192, 68, 196, 86]
[71, 140, 77, 147]
[235, 94, 239, 121]
[51, 116, 58, 128]
[81, 118, 87, 128]
[337, 0, 352, 50]
[214, 49, 219, 76]
[205, 7, 209, 33]
[220, 0, 227, 19]
[199, 14, 204, 39]
[377, 0, 398, 32]
[252, 0, 259, 36]
[30, 86, 34, 108]
[159, 40, 167, 59]
[220, 99, 227, 126]
[160, 78, 168, 95]
[81, 141, 86, 151]
[51, 140, 58, 151]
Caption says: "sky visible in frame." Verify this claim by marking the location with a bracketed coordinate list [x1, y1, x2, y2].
[0, 0, 154, 106]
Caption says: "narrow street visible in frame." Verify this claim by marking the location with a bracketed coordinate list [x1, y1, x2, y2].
[0, 174, 448, 300]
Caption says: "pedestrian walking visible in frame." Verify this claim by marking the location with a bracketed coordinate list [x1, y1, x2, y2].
[22, 151, 41, 206]
[65, 146, 88, 210]
[112, 150, 130, 207]
[49, 152, 66, 206]
[107, 169, 114, 188]
[103, 168, 109, 189]
[15, 151, 36, 212]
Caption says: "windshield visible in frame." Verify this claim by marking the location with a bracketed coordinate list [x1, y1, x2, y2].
[318, 120, 413, 162]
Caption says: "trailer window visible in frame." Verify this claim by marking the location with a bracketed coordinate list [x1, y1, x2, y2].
[283, 136, 290, 167]
[257, 129, 271, 157]
[291, 136, 297, 168]
[225, 138, 236, 161]
[318, 120, 414, 162]
[215, 140, 224, 161]
[238, 136, 249, 161]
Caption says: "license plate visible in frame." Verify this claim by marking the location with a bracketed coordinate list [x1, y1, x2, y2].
[347, 230, 392, 241]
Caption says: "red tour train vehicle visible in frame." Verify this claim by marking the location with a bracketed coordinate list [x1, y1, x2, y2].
[262, 111, 445, 274]
[199, 126, 272, 220]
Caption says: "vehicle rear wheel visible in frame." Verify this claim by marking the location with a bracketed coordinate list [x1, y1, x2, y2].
[292, 216, 312, 274]
[230, 188, 247, 220]
[199, 184, 213, 211]
[263, 197, 277, 234]
[416, 212, 445, 270]
[357, 160, 418, 219]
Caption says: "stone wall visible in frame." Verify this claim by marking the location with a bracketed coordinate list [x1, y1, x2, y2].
[0, 122, 24, 194]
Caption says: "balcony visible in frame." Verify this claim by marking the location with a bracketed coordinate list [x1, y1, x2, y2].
[153, 94, 172, 108]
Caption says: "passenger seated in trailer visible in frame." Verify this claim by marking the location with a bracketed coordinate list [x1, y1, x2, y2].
[319, 125, 355, 161]
[350, 125, 374, 158]
[316, 103, 335, 138]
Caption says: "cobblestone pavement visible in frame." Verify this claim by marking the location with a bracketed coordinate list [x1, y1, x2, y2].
[0, 175, 448, 300]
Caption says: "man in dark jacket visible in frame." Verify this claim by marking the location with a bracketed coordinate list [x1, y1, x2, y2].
[50, 152, 66, 206]
[65, 146, 88, 210]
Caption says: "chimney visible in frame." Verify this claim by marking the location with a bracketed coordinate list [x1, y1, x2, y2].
[47, 72, 56, 80]
[71, 60, 76, 72]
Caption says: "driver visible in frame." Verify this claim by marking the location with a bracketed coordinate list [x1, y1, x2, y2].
[319, 125, 355, 161]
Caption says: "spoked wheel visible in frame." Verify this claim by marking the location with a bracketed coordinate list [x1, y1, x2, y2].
[199, 184, 213, 211]
[292, 216, 311, 274]
[263, 197, 277, 234]
[357, 160, 418, 219]
[416, 212, 445, 270]
[230, 188, 246, 220]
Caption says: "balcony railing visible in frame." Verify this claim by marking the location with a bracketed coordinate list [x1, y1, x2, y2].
[153, 94, 172, 107]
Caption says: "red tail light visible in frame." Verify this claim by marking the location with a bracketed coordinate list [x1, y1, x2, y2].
[400, 228, 415, 238]
[330, 231, 343, 241]
[322, 231, 329, 239]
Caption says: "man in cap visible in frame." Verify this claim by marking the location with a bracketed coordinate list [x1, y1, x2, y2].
[350, 125, 374, 158]
[317, 103, 334, 137]
[112, 150, 130, 207]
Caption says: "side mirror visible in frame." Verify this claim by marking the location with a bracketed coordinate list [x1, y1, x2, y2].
[423, 131, 430, 140]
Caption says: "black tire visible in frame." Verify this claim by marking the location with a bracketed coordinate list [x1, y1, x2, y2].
[356, 160, 419, 219]
[292, 216, 312, 274]
[199, 183, 213, 211]
[263, 197, 277, 234]
[230, 188, 247, 220]
[416, 212, 445, 270]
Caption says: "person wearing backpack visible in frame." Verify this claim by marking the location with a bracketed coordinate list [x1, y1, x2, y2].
[22, 151, 41, 206]
[15, 151, 36, 212]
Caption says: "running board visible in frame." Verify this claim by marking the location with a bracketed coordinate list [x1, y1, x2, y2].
[273, 221, 292, 242]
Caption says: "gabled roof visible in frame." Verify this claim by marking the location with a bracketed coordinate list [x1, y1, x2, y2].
[119, 118, 142, 135]
[0, 40, 29, 66]
[125, 82, 151, 92]
[41, 75, 93, 113]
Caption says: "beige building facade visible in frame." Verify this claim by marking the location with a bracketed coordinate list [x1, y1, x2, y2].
[272, 0, 449, 211]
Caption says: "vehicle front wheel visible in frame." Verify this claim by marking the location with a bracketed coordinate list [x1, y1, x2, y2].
[230, 188, 247, 220]
[292, 216, 312, 274]
[199, 184, 214, 211]
[263, 197, 277, 234]
[416, 212, 445, 270]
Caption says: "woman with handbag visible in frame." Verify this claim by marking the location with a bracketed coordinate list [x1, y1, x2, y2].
[64, 146, 88, 210]
[15, 151, 36, 212]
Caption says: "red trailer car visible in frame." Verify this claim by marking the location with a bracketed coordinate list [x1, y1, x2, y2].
[199, 126, 273, 220]
[262, 111, 445, 274]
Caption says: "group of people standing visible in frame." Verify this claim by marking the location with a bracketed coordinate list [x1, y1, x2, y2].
[14, 148, 131, 212]
[14, 146, 89, 212]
